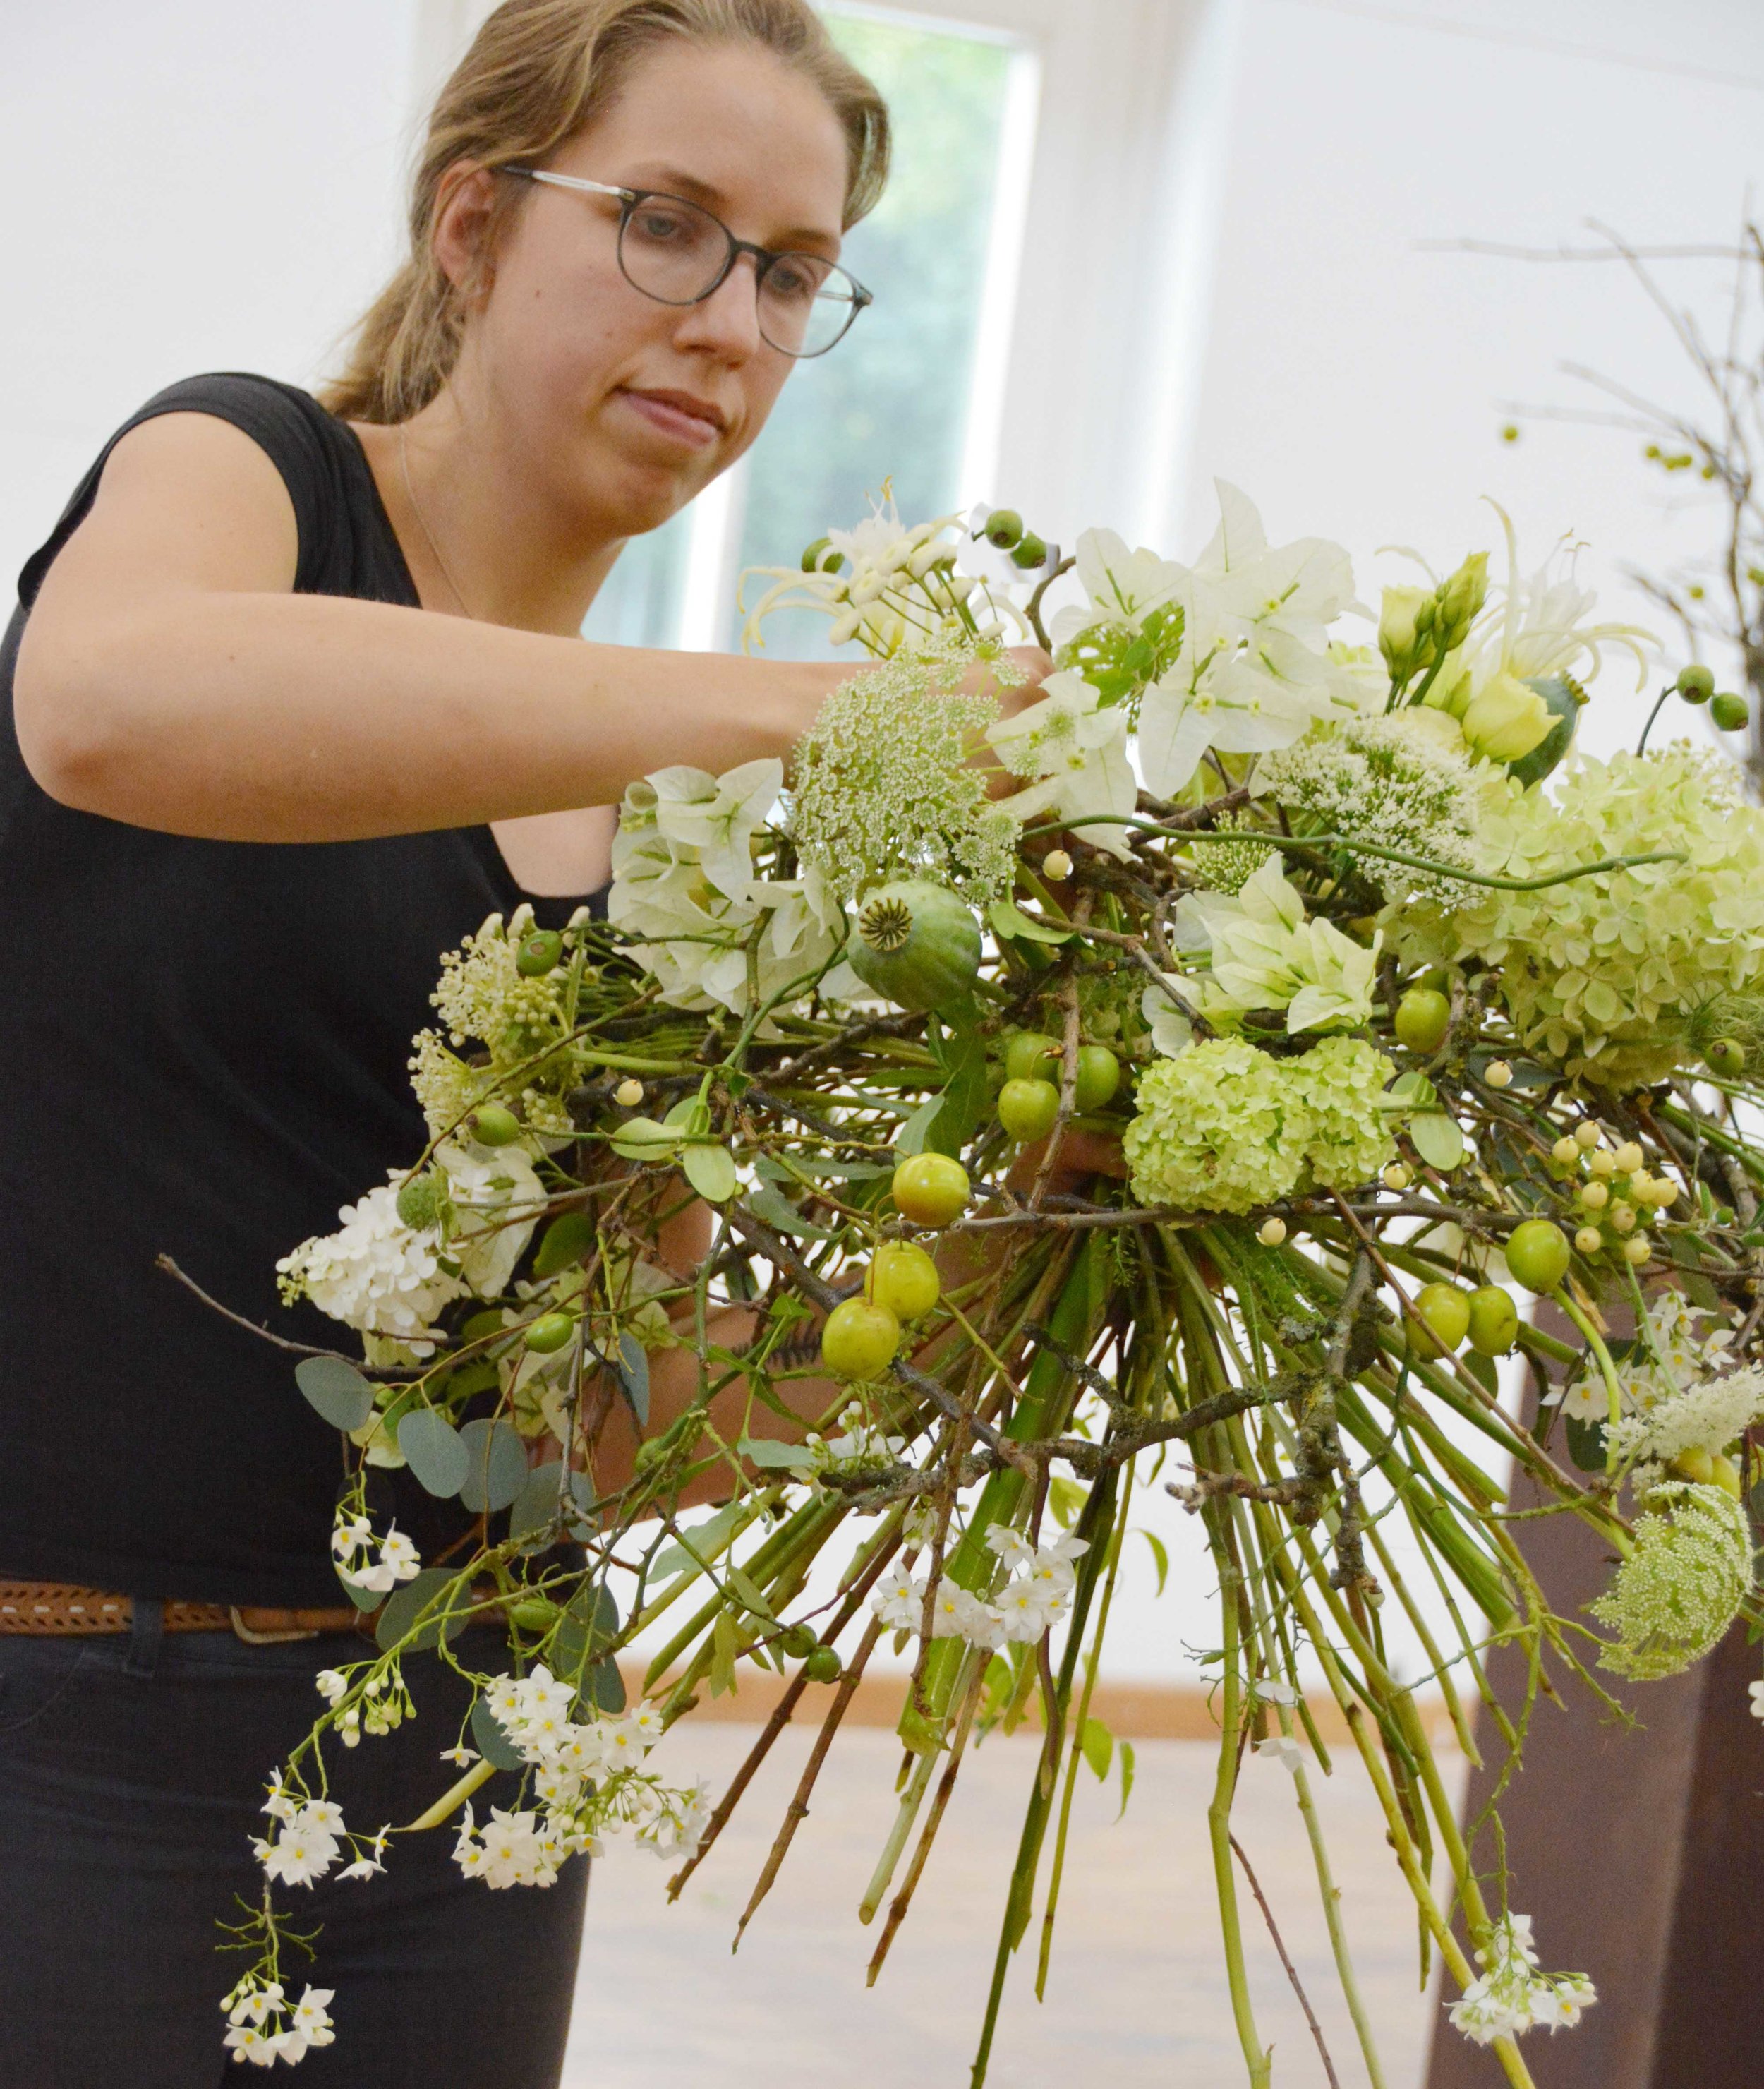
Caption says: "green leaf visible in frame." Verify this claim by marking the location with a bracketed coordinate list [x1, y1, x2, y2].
[471, 1694, 527, 1771]
[457, 1417, 528, 1515]
[552, 1581, 620, 1689]
[616, 1334, 650, 1427]
[746, 1184, 834, 1239]
[895, 1095, 944, 1157]
[725, 1564, 777, 1622]
[509, 1462, 565, 1551]
[397, 1409, 471, 1498]
[608, 1116, 680, 1161]
[989, 898, 1075, 945]
[1080, 1717, 1113, 1781]
[533, 1210, 596, 1277]
[1410, 1112, 1466, 1172]
[375, 1566, 473, 1654]
[1138, 1528, 1171, 1597]
[1565, 1415, 1609, 1472]
[1116, 1740, 1136, 1820]
[1047, 1476, 1087, 1529]
[682, 1141, 738, 1204]
[334, 1572, 382, 1612]
[1384, 1068, 1438, 1109]
[586, 1655, 627, 1714]
[1463, 1349, 1499, 1395]
[709, 1610, 742, 1697]
[651, 1501, 744, 1581]
[929, 1033, 990, 1160]
[664, 1095, 708, 1131]
[737, 1435, 816, 1472]
[295, 1356, 375, 1432]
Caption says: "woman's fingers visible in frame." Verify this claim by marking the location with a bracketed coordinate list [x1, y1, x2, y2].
[1005, 1126, 1129, 1200]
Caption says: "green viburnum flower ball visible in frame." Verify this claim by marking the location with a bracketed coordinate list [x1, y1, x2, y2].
[1408, 748, 1764, 1088]
[1124, 1040, 1305, 1214]
[1290, 1037, 1399, 1188]
[1123, 1037, 1396, 1215]
[1589, 1480, 1753, 1680]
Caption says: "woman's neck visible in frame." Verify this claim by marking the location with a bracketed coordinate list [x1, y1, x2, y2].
[354, 390, 624, 638]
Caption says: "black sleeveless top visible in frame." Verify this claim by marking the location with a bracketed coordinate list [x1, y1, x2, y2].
[0, 373, 598, 1606]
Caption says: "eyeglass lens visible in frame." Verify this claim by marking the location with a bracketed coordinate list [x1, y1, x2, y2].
[617, 194, 861, 357]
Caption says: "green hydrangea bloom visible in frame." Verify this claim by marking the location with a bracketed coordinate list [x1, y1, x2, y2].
[1589, 1480, 1753, 1680]
[1291, 1037, 1398, 1188]
[1408, 748, 1764, 1087]
[1123, 1040, 1307, 1214]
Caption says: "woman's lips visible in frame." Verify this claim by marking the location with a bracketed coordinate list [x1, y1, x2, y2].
[620, 389, 724, 450]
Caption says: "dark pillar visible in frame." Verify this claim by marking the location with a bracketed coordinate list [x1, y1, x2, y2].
[1424, 1392, 1764, 2086]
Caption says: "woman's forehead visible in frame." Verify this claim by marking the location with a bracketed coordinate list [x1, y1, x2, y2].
[555, 42, 848, 248]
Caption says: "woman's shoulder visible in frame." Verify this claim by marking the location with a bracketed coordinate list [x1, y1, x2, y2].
[18, 373, 405, 610]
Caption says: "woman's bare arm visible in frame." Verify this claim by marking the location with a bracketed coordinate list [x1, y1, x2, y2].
[13, 412, 850, 843]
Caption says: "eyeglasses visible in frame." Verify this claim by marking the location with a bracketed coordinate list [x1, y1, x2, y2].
[503, 168, 872, 358]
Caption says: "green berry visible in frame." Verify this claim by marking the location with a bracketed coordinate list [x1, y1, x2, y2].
[1394, 987, 1451, 1054]
[1466, 1285, 1519, 1357]
[982, 508, 1024, 550]
[779, 1624, 818, 1661]
[516, 929, 563, 977]
[1004, 1030, 1061, 1086]
[1504, 1219, 1571, 1294]
[1712, 692, 1750, 733]
[869, 1240, 941, 1321]
[1414, 1282, 1470, 1354]
[821, 1299, 901, 1379]
[998, 1076, 1061, 1143]
[1676, 663, 1715, 703]
[1009, 531, 1049, 570]
[471, 1103, 522, 1147]
[524, 1311, 578, 1354]
[1706, 1037, 1747, 1079]
[1073, 1044, 1122, 1113]
[803, 1644, 843, 1683]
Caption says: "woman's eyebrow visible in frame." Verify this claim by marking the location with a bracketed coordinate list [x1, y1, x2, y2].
[618, 162, 842, 253]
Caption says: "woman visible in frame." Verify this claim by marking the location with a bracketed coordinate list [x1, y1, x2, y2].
[0, 2, 1044, 2080]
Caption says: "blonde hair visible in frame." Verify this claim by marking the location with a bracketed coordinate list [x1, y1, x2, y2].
[320, 0, 890, 424]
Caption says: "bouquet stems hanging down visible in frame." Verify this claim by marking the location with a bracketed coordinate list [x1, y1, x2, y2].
[217, 480, 1764, 2082]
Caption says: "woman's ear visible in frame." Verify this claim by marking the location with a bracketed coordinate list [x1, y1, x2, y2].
[431, 162, 506, 308]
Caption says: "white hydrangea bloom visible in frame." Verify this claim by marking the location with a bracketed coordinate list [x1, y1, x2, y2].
[276, 1176, 467, 1349]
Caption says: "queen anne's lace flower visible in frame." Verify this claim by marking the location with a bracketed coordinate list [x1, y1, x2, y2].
[1419, 748, 1764, 1085]
[1605, 1363, 1764, 1486]
[787, 634, 1022, 905]
[1253, 709, 1482, 904]
[276, 1176, 466, 1347]
[1590, 1480, 1753, 1680]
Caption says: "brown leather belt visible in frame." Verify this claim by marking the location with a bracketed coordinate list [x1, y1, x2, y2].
[0, 1583, 370, 1642]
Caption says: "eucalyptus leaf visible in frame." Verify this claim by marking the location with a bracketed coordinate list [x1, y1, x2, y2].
[586, 1656, 627, 1714]
[616, 1333, 650, 1427]
[682, 1140, 738, 1204]
[471, 1694, 528, 1771]
[375, 1566, 472, 1654]
[552, 1582, 620, 1690]
[1565, 1415, 1609, 1473]
[397, 1409, 471, 1498]
[457, 1417, 528, 1515]
[509, 1462, 566, 1551]
[1410, 1112, 1466, 1172]
[295, 1355, 375, 1433]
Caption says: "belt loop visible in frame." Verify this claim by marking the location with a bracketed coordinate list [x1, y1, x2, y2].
[126, 1595, 164, 1678]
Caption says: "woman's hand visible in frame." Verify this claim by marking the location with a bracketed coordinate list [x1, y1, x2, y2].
[1006, 1126, 1128, 1201]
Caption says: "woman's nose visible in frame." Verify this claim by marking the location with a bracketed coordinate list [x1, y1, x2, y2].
[672, 251, 766, 362]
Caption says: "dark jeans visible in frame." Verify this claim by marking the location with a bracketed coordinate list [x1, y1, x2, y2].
[0, 1609, 587, 2088]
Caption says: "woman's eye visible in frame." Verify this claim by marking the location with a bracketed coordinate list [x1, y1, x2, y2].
[767, 258, 826, 305]
[633, 207, 693, 244]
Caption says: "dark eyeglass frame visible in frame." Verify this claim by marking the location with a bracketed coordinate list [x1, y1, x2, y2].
[502, 167, 873, 357]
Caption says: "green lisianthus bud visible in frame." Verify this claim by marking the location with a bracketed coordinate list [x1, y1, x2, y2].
[1434, 552, 1490, 652]
[1377, 584, 1434, 675]
[1460, 670, 1554, 762]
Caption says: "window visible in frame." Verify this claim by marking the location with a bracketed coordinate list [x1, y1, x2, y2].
[584, 4, 1038, 656]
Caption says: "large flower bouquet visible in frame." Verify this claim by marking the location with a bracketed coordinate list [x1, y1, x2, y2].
[218, 481, 1764, 2085]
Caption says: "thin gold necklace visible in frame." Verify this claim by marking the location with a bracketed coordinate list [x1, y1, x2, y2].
[399, 420, 474, 620]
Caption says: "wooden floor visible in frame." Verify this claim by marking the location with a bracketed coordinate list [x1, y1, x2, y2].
[565, 1716, 1467, 2088]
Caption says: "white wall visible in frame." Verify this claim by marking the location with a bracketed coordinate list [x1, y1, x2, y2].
[0, 2, 418, 587]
